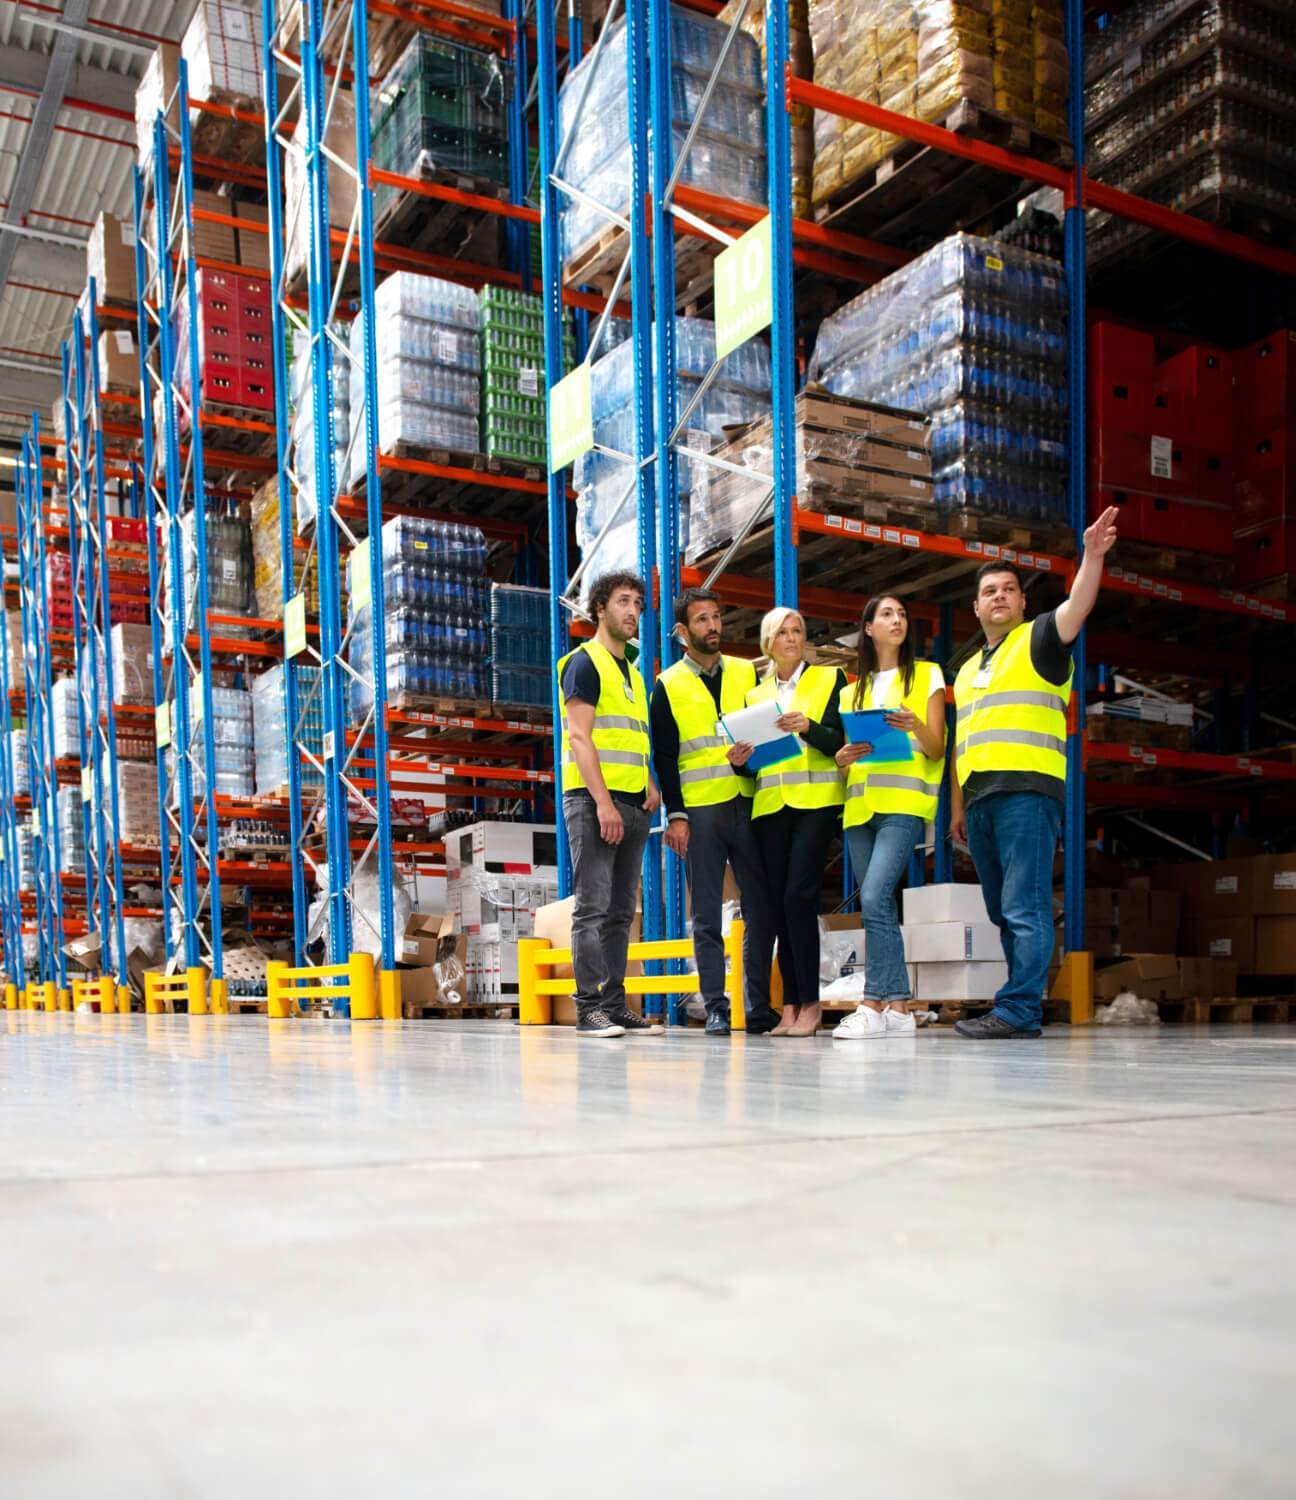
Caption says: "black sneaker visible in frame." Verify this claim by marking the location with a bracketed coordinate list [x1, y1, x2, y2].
[954, 1012, 1041, 1039]
[607, 1005, 663, 1035]
[576, 1008, 626, 1037]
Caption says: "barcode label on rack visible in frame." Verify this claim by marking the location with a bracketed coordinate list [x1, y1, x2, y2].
[519, 366, 538, 396]
[323, 730, 335, 761]
[1150, 435, 1173, 478]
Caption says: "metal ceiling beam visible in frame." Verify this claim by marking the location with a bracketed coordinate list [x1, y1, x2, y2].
[0, 39, 138, 118]
[0, 2, 94, 313]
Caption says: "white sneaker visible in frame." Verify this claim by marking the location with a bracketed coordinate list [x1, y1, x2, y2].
[884, 1006, 917, 1036]
[832, 1004, 889, 1039]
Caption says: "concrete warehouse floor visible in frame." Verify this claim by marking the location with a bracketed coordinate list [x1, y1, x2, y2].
[0, 1013, 1292, 1499]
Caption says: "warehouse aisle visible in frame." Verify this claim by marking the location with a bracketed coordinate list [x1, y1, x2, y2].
[1, 1015, 1292, 1499]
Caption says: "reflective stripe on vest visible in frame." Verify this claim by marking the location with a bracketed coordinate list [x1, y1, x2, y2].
[953, 620, 1072, 786]
[557, 640, 650, 795]
[838, 661, 944, 827]
[748, 664, 845, 818]
[659, 655, 756, 808]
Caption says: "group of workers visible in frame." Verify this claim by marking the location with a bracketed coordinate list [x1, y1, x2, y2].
[557, 506, 1120, 1040]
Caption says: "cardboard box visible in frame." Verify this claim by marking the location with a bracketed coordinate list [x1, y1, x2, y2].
[400, 911, 449, 967]
[1189, 916, 1255, 974]
[86, 212, 137, 306]
[912, 960, 1008, 1002]
[98, 329, 137, 395]
[1094, 953, 1180, 1002]
[1174, 859, 1257, 917]
[1148, 889, 1181, 927]
[135, 43, 182, 180]
[1253, 916, 1296, 976]
[444, 820, 558, 878]
[233, 199, 270, 271]
[1252, 854, 1296, 916]
[399, 934, 467, 1007]
[902, 921, 1002, 964]
[799, 388, 931, 447]
[902, 883, 988, 926]
[1111, 923, 1178, 957]
[534, 895, 644, 1025]
[192, 188, 237, 264]
[1178, 956, 1237, 1001]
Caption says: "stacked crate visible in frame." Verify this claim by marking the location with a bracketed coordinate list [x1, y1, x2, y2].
[175, 267, 273, 413]
[478, 288, 574, 467]
[1233, 331, 1296, 590]
[1088, 322, 1233, 557]
[489, 585, 551, 711]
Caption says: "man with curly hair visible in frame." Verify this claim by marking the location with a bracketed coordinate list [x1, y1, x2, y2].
[557, 572, 663, 1037]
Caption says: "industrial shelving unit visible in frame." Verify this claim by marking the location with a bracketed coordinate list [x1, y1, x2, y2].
[62, 290, 131, 1011]
[261, 0, 558, 1013]
[534, 0, 1296, 1019]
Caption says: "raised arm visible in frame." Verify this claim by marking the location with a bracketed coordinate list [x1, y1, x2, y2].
[1055, 506, 1119, 646]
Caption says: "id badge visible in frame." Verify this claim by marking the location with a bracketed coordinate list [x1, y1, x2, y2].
[971, 666, 994, 689]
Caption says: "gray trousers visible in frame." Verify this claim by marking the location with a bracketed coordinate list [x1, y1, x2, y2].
[683, 796, 775, 1019]
[563, 791, 651, 1019]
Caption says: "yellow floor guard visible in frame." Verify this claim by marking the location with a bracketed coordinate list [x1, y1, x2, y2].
[518, 920, 747, 1028]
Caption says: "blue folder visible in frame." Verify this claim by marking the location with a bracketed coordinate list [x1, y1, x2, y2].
[841, 708, 914, 762]
[743, 735, 803, 773]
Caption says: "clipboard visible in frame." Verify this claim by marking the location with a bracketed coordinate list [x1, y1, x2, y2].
[841, 708, 914, 762]
[718, 698, 803, 774]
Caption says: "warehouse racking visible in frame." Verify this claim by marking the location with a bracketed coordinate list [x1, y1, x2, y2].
[533, 0, 1296, 1020]
[1, 0, 1294, 1016]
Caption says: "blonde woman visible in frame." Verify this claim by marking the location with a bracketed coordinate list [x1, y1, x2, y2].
[730, 608, 845, 1036]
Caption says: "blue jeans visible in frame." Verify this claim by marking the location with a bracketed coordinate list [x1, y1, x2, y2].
[965, 791, 1062, 1030]
[846, 813, 924, 1001]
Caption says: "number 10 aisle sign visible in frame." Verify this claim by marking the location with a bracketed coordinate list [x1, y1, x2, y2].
[715, 215, 773, 359]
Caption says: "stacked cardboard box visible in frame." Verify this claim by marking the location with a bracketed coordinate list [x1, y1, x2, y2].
[98, 329, 138, 396]
[182, 0, 262, 106]
[1232, 330, 1296, 590]
[1067, 885, 1181, 962]
[1154, 854, 1296, 978]
[1089, 322, 1234, 557]
[86, 213, 137, 308]
[111, 624, 155, 708]
[687, 391, 932, 563]
[902, 883, 1007, 1003]
[443, 821, 560, 1004]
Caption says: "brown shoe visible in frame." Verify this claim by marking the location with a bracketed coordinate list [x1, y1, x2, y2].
[786, 1002, 823, 1036]
[769, 1004, 799, 1036]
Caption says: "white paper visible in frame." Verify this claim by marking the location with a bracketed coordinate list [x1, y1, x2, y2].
[1150, 435, 1172, 479]
[719, 695, 789, 748]
[518, 366, 538, 396]
[115, 331, 133, 354]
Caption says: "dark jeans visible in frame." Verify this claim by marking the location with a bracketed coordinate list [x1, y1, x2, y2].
[846, 812, 925, 1002]
[563, 791, 651, 1019]
[682, 796, 775, 1020]
[755, 804, 840, 1011]
[965, 791, 1063, 1030]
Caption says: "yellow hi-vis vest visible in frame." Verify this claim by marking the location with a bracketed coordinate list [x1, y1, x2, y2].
[953, 620, 1072, 786]
[558, 639, 650, 795]
[837, 661, 945, 828]
[747, 664, 846, 819]
[658, 654, 756, 808]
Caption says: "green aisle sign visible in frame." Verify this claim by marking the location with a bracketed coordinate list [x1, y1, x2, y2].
[284, 593, 306, 658]
[81, 767, 92, 802]
[548, 363, 593, 473]
[714, 214, 773, 360]
[350, 544, 371, 613]
[155, 702, 170, 748]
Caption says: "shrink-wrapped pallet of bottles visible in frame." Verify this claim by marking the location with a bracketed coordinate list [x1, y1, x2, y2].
[808, 232, 1069, 525]
[291, 327, 351, 534]
[557, 5, 766, 268]
[252, 662, 323, 797]
[478, 288, 575, 467]
[57, 785, 85, 876]
[176, 683, 254, 801]
[489, 585, 552, 712]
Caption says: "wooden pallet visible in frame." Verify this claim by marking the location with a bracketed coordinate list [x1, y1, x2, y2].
[352, 441, 546, 522]
[562, 219, 719, 307]
[1252, 574, 1296, 603]
[1110, 538, 1234, 588]
[1158, 997, 1291, 1025]
[402, 1000, 517, 1020]
[226, 996, 269, 1015]
[942, 509, 1077, 561]
[815, 98, 1073, 249]
[190, 90, 264, 163]
[374, 162, 507, 266]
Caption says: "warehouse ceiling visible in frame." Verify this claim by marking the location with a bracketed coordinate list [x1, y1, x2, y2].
[0, 1, 189, 450]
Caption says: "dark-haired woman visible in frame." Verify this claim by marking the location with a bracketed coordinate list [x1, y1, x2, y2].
[832, 595, 945, 1040]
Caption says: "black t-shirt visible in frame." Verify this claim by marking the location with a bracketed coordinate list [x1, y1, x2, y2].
[962, 609, 1074, 809]
[561, 648, 644, 808]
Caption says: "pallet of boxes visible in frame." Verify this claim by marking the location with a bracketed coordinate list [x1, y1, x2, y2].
[686, 388, 934, 568]
[402, 821, 560, 1018]
[1143, 854, 1296, 1023]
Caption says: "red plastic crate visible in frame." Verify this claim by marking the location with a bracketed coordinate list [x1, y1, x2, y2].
[1153, 346, 1234, 448]
[1234, 330, 1296, 438]
[1233, 519, 1296, 587]
[1092, 488, 1233, 554]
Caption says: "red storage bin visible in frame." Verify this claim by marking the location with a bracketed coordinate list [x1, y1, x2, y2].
[1234, 330, 1296, 437]
[1154, 346, 1234, 448]
[1234, 519, 1296, 586]
[1089, 322, 1155, 434]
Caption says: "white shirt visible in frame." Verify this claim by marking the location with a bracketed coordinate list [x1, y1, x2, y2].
[775, 660, 806, 692]
[868, 663, 946, 706]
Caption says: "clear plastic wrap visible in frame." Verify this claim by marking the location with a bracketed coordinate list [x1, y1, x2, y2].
[180, 683, 254, 800]
[111, 624, 154, 708]
[809, 233, 1069, 525]
[311, 863, 414, 965]
[252, 663, 323, 795]
[557, 7, 766, 261]
[182, 1, 262, 106]
[8, 730, 27, 797]
[57, 785, 85, 876]
[489, 584, 551, 710]
[284, 88, 356, 285]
